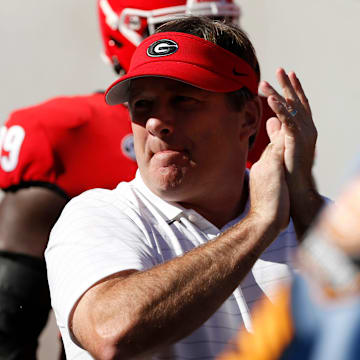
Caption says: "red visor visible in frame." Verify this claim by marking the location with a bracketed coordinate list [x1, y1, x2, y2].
[105, 32, 259, 105]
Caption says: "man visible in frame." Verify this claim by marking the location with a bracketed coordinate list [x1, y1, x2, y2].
[46, 16, 324, 359]
[0, 1, 247, 359]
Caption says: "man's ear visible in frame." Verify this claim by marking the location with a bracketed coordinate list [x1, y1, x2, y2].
[239, 96, 263, 145]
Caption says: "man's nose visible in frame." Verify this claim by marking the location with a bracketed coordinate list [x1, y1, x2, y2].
[146, 108, 175, 138]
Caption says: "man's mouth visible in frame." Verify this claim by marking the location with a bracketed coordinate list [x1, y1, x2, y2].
[151, 149, 190, 166]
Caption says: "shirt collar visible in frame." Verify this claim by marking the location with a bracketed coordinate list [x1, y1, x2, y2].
[133, 169, 250, 227]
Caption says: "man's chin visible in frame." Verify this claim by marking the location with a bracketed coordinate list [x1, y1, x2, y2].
[158, 166, 186, 189]
[147, 166, 190, 198]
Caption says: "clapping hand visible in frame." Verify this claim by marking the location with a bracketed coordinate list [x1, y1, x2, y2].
[260, 68, 323, 238]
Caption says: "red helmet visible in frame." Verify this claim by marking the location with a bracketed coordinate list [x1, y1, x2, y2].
[98, 0, 241, 74]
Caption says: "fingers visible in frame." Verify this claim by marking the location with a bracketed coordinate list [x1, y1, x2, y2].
[267, 95, 296, 130]
[276, 68, 299, 105]
[275, 68, 312, 117]
[259, 68, 314, 135]
[259, 69, 298, 106]
[288, 72, 312, 115]
[260, 80, 295, 119]
[259, 82, 291, 127]
[259, 80, 283, 101]
[260, 68, 311, 116]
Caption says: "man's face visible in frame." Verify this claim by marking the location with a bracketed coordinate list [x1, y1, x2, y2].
[128, 77, 255, 204]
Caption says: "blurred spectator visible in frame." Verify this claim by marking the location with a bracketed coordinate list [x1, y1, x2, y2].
[219, 169, 360, 360]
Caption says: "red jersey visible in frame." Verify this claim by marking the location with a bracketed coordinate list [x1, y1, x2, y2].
[0, 93, 271, 198]
[0, 93, 137, 198]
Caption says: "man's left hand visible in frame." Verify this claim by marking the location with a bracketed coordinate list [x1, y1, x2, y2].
[259, 68, 323, 239]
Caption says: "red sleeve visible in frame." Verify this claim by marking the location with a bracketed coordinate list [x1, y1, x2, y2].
[42, 94, 138, 198]
[1, 94, 138, 198]
[0, 108, 56, 190]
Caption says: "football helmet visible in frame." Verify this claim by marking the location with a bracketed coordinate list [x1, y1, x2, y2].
[98, 0, 241, 74]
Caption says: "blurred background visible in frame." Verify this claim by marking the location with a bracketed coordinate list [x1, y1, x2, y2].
[0, 0, 359, 358]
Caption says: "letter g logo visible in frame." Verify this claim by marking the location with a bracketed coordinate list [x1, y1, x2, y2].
[147, 39, 178, 57]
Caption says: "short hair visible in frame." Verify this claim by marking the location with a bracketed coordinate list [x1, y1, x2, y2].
[156, 16, 261, 147]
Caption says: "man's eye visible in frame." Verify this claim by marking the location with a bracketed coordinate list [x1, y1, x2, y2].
[133, 100, 151, 110]
[174, 96, 198, 105]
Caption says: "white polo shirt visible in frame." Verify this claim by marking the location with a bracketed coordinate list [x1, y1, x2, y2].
[46, 171, 297, 360]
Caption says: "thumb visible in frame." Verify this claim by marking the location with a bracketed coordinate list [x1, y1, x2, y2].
[266, 116, 282, 143]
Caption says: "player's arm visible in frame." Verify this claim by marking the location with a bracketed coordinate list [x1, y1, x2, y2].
[0, 108, 68, 256]
[0, 100, 81, 358]
[0, 187, 68, 257]
[0, 187, 67, 358]
[69, 129, 289, 360]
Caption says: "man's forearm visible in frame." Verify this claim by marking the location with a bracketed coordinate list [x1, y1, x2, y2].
[73, 214, 281, 360]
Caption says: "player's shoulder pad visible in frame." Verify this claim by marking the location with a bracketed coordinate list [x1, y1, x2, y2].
[6, 94, 97, 130]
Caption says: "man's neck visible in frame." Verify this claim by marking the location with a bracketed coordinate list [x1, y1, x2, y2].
[180, 176, 249, 229]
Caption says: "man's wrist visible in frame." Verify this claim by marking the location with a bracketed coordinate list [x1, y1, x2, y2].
[290, 184, 324, 240]
[244, 210, 285, 244]
[290, 186, 323, 213]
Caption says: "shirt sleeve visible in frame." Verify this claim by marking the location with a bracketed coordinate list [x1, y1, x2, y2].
[45, 188, 157, 335]
[0, 109, 56, 190]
